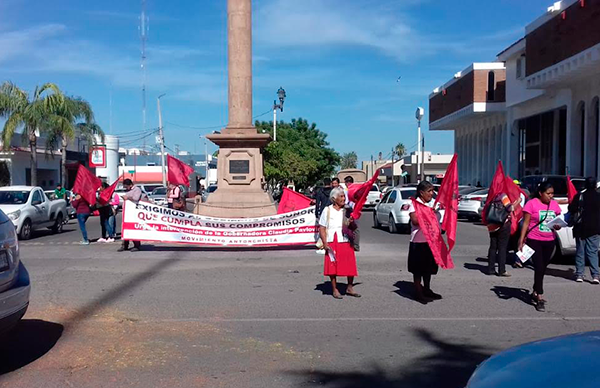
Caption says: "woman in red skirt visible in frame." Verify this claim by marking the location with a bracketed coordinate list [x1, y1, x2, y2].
[319, 187, 360, 299]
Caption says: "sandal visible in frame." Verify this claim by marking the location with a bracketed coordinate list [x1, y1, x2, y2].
[332, 292, 343, 300]
[346, 292, 362, 298]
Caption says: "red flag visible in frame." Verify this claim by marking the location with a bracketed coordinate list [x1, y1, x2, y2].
[349, 162, 392, 220]
[505, 176, 525, 235]
[277, 187, 312, 214]
[435, 154, 458, 251]
[482, 161, 506, 225]
[72, 164, 102, 205]
[567, 175, 578, 203]
[99, 175, 122, 205]
[167, 154, 195, 186]
[412, 199, 454, 269]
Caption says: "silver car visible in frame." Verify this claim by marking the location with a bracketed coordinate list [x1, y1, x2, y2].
[458, 188, 489, 221]
[149, 187, 168, 206]
[0, 208, 29, 335]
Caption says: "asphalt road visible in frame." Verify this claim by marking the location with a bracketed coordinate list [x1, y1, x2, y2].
[1, 212, 599, 388]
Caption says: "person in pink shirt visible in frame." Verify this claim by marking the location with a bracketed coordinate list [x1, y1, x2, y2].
[518, 182, 563, 312]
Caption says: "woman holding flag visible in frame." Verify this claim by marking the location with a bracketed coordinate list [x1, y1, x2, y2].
[319, 187, 360, 299]
[408, 181, 444, 303]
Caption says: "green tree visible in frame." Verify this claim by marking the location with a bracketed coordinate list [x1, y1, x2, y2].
[256, 118, 340, 190]
[340, 151, 358, 169]
[395, 142, 406, 158]
[45, 95, 104, 186]
[0, 82, 64, 186]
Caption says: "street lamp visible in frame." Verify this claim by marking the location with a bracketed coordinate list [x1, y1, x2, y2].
[415, 107, 425, 183]
[273, 87, 286, 141]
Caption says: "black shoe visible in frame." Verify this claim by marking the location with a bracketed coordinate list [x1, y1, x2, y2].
[423, 288, 442, 300]
[117, 246, 128, 252]
[535, 300, 546, 312]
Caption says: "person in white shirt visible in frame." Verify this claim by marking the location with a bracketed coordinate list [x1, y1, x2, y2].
[343, 176, 356, 209]
[319, 187, 360, 299]
[408, 181, 443, 304]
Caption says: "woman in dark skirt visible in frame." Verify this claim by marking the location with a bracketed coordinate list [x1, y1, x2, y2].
[408, 181, 442, 303]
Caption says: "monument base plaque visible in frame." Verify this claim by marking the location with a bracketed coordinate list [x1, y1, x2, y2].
[194, 132, 277, 218]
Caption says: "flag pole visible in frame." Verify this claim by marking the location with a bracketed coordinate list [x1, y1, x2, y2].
[158, 93, 167, 187]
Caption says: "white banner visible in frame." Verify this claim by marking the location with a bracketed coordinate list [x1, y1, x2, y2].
[121, 201, 317, 247]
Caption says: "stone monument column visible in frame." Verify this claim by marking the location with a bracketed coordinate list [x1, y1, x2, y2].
[196, 0, 277, 218]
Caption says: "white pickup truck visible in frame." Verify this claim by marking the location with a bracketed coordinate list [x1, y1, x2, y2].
[0, 186, 68, 240]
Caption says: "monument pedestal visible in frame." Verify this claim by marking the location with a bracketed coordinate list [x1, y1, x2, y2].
[194, 132, 277, 218]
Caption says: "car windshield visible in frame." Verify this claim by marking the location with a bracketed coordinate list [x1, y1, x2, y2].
[401, 189, 416, 199]
[144, 185, 163, 192]
[0, 191, 30, 204]
[208, 186, 218, 193]
[370, 185, 379, 192]
[521, 176, 582, 197]
[152, 188, 167, 195]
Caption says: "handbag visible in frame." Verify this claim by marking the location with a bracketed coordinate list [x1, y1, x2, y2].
[567, 193, 584, 227]
[485, 199, 509, 225]
[173, 198, 186, 211]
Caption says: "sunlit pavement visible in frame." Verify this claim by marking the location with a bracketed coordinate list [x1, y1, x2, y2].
[1, 214, 599, 387]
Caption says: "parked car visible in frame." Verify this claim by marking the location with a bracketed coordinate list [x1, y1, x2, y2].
[202, 185, 218, 203]
[149, 187, 168, 206]
[466, 331, 600, 388]
[458, 186, 483, 200]
[45, 190, 75, 219]
[364, 184, 382, 208]
[0, 208, 29, 335]
[458, 188, 489, 221]
[0, 186, 67, 240]
[373, 187, 444, 233]
[139, 184, 164, 194]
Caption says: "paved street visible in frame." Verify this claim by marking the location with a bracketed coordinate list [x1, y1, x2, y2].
[2, 213, 600, 388]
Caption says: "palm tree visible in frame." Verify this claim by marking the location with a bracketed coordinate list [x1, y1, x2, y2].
[395, 142, 406, 158]
[340, 151, 358, 169]
[0, 82, 64, 186]
[45, 95, 104, 187]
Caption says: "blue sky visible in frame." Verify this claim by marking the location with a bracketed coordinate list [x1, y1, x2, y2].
[0, 0, 551, 164]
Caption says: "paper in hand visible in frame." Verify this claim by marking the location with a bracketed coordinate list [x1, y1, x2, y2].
[516, 244, 535, 263]
[327, 249, 336, 263]
[545, 215, 568, 229]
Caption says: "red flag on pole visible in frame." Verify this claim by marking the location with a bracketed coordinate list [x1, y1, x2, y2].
[435, 154, 458, 251]
[277, 187, 312, 214]
[505, 176, 525, 235]
[349, 161, 395, 220]
[99, 175, 122, 205]
[72, 164, 102, 206]
[567, 175, 578, 203]
[167, 155, 195, 186]
[482, 161, 506, 225]
[412, 199, 454, 269]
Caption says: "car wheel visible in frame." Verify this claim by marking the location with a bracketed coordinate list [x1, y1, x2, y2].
[373, 212, 381, 228]
[52, 213, 64, 234]
[388, 214, 398, 234]
[20, 219, 32, 240]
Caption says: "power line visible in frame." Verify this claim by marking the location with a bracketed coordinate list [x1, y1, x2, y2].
[165, 108, 273, 130]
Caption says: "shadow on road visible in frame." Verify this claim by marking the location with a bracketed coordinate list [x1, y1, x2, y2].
[464, 263, 489, 275]
[491, 286, 533, 306]
[0, 319, 64, 375]
[63, 255, 181, 332]
[27, 227, 76, 241]
[392, 281, 429, 305]
[289, 328, 492, 388]
[545, 266, 575, 281]
[315, 282, 363, 296]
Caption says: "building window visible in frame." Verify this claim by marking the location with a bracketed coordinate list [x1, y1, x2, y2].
[487, 71, 495, 101]
[516, 55, 526, 79]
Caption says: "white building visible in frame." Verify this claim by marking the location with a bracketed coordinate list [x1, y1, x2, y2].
[430, 0, 600, 184]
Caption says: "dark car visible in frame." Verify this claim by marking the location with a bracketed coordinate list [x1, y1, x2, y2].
[466, 331, 600, 388]
[520, 175, 585, 198]
[0, 208, 29, 335]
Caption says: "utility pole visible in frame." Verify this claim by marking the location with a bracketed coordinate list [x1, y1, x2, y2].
[204, 137, 209, 186]
[140, 0, 149, 151]
[421, 136, 425, 183]
[157, 94, 166, 187]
